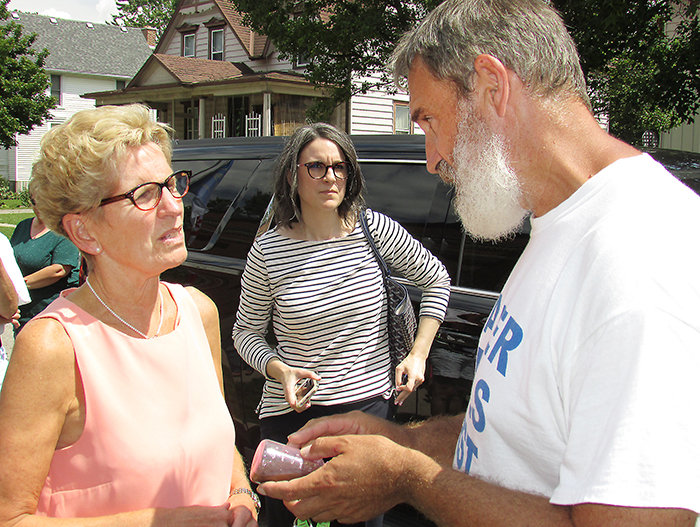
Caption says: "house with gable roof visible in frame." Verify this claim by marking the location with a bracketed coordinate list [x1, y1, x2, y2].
[84, 0, 418, 140]
[0, 12, 153, 190]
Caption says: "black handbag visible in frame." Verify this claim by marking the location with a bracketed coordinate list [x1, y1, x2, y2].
[359, 210, 417, 386]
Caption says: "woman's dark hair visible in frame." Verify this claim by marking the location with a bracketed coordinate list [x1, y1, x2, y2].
[273, 122, 365, 228]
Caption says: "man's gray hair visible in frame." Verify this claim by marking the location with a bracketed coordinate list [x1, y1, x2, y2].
[391, 0, 590, 108]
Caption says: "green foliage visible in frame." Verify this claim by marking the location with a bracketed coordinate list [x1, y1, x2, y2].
[0, 0, 56, 149]
[17, 187, 31, 207]
[0, 178, 31, 206]
[233, 0, 700, 142]
[230, 0, 441, 121]
[112, 0, 179, 40]
[554, 0, 700, 144]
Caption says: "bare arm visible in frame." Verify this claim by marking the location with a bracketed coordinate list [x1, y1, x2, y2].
[259, 412, 696, 527]
[0, 314, 241, 527]
[285, 410, 462, 466]
[395, 316, 441, 405]
[265, 358, 322, 412]
[0, 261, 18, 321]
[188, 287, 258, 527]
[23, 264, 72, 291]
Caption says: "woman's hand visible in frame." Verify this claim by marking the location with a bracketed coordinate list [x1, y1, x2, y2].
[393, 316, 442, 406]
[228, 493, 258, 527]
[266, 358, 321, 412]
[0, 309, 19, 328]
[394, 351, 427, 406]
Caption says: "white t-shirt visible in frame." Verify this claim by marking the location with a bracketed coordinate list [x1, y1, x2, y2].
[453, 154, 700, 513]
[0, 232, 31, 386]
[0, 233, 30, 308]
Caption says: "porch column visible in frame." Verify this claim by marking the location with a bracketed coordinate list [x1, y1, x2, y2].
[263, 92, 271, 136]
[198, 97, 206, 139]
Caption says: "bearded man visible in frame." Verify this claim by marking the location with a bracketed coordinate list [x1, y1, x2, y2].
[256, 1, 700, 525]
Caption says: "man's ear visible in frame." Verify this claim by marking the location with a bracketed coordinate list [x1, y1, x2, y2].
[62, 213, 101, 255]
[472, 54, 510, 118]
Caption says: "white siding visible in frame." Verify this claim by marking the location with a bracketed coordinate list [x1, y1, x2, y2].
[349, 76, 422, 135]
[661, 119, 700, 153]
[142, 65, 178, 86]
[15, 122, 47, 187]
[11, 74, 119, 185]
[160, 2, 230, 60]
[163, 33, 181, 56]
[0, 148, 11, 182]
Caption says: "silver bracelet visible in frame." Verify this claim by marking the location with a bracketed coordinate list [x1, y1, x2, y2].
[229, 487, 261, 514]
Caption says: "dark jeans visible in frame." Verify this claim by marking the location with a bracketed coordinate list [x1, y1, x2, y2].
[259, 396, 393, 527]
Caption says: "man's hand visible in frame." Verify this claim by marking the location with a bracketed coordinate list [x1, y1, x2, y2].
[286, 410, 406, 450]
[258, 434, 411, 524]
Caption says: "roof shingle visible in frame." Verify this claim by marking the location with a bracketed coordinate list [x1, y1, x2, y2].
[5, 12, 152, 78]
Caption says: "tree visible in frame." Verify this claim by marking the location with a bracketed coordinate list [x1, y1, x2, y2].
[230, 0, 441, 121]
[554, 0, 700, 144]
[0, 0, 55, 149]
[112, 0, 178, 40]
[234, 0, 700, 144]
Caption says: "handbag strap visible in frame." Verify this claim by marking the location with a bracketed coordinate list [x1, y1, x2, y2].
[359, 209, 391, 278]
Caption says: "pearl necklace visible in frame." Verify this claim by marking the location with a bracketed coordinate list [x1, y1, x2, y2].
[86, 277, 164, 339]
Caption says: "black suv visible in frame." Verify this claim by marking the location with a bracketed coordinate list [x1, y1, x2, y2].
[163, 136, 700, 455]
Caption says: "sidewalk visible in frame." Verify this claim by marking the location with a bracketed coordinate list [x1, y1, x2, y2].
[1, 323, 14, 357]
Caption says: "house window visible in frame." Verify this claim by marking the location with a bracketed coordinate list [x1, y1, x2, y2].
[210, 29, 223, 61]
[183, 33, 195, 57]
[116, 80, 126, 90]
[184, 102, 199, 140]
[295, 53, 310, 68]
[51, 75, 61, 106]
[394, 102, 412, 134]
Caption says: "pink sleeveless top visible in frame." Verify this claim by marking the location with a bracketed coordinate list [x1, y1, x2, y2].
[35, 283, 235, 517]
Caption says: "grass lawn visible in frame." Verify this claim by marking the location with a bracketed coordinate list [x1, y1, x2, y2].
[0, 212, 34, 240]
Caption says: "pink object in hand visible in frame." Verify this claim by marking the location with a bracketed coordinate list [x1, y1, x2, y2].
[250, 439, 324, 483]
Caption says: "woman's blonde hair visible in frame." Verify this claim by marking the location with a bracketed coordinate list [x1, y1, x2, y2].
[30, 104, 173, 236]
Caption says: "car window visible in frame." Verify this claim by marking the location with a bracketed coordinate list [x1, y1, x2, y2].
[173, 159, 274, 259]
[361, 161, 439, 243]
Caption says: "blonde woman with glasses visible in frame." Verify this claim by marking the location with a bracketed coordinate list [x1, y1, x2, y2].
[0, 104, 258, 527]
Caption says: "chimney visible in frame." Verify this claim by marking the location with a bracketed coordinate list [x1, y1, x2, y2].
[141, 27, 157, 48]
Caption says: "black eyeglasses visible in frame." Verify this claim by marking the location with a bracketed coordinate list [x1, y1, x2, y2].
[99, 170, 191, 211]
[298, 161, 350, 180]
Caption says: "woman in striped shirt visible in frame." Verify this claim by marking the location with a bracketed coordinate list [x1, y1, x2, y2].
[232, 123, 450, 527]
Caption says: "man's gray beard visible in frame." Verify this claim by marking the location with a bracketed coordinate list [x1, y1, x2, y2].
[440, 108, 529, 242]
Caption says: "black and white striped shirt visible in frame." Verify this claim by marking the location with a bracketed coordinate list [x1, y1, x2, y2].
[232, 209, 451, 418]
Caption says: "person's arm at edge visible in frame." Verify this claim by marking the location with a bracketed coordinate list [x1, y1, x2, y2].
[23, 264, 71, 291]
[0, 317, 232, 527]
[187, 286, 258, 527]
[0, 261, 18, 322]
[398, 447, 695, 527]
[395, 316, 441, 405]
[267, 411, 696, 527]
[286, 409, 462, 467]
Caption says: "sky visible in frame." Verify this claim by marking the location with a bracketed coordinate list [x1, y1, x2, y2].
[8, 0, 119, 24]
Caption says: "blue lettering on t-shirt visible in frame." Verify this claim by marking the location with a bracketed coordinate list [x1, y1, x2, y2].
[486, 316, 523, 376]
[468, 379, 490, 433]
[457, 295, 524, 474]
[454, 419, 480, 473]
